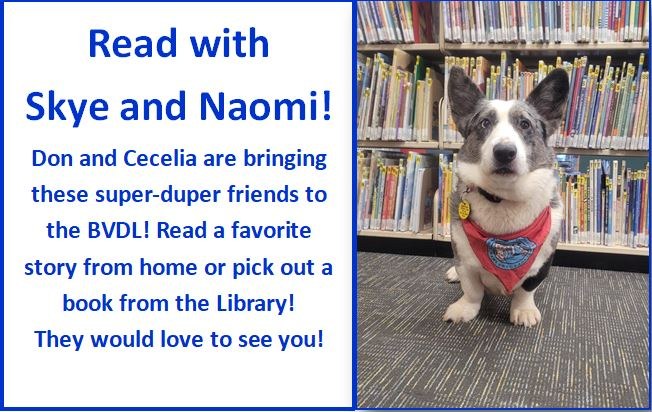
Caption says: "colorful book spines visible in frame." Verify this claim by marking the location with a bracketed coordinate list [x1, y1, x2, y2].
[358, 1, 435, 44]
[357, 150, 436, 234]
[435, 153, 455, 238]
[444, 1, 648, 44]
[558, 160, 649, 248]
[358, 52, 439, 142]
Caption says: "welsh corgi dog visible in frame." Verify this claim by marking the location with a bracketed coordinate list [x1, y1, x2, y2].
[444, 66, 569, 327]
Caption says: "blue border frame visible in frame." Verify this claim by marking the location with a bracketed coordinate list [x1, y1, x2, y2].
[3, 0, 651, 411]
[351, 0, 358, 410]
[648, 16, 651, 412]
[354, 1, 651, 410]
[1, 0, 356, 410]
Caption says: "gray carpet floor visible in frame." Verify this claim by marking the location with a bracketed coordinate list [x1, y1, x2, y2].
[357, 252, 649, 408]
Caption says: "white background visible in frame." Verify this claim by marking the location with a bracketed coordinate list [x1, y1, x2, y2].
[4, 2, 352, 407]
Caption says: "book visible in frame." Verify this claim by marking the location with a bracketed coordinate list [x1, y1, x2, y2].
[381, 165, 399, 230]
[399, 151, 417, 231]
[411, 167, 435, 233]
[408, 153, 436, 232]
[393, 159, 406, 231]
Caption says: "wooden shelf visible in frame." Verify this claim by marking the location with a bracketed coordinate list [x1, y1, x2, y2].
[358, 229, 433, 240]
[429, 235, 648, 256]
[358, 42, 649, 55]
[357, 140, 439, 149]
[556, 242, 649, 256]
[358, 42, 442, 55]
[441, 142, 463, 150]
[444, 42, 649, 53]
[361, 141, 649, 157]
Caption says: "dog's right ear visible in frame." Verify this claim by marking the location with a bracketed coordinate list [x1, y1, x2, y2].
[448, 66, 485, 137]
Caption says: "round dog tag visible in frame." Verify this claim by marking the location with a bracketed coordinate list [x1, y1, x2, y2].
[458, 200, 471, 220]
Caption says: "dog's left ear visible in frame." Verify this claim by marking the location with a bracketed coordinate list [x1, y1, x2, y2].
[525, 68, 570, 133]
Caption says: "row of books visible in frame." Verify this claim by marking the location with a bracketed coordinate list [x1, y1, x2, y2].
[367, 152, 649, 249]
[357, 150, 435, 233]
[444, 1, 649, 44]
[357, 1, 438, 44]
[357, 50, 442, 142]
[442, 53, 649, 151]
[434, 153, 457, 238]
[559, 159, 648, 248]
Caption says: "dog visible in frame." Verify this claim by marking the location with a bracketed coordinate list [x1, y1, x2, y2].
[443, 66, 569, 327]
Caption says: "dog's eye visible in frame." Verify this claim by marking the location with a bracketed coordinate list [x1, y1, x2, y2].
[480, 119, 491, 129]
[519, 120, 531, 130]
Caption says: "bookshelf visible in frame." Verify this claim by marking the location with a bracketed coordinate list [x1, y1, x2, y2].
[358, 229, 434, 240]
[359, 140, 649, 158]
[359, 42, 649, 55]
[444, 43, 649, 52]
[358, 231, 649, 257]
[358, 43, 444, 55]
[554, 147, 648, 157]
[356, 1, 650, 258]
[357, 140, 439, 150]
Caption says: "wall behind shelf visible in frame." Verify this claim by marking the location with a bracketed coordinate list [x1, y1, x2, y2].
[577, 155, 649, 171]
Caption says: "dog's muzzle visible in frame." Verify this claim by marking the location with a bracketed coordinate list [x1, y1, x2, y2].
[493, 143, 517, 174]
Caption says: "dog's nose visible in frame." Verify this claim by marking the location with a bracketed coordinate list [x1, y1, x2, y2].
[493, 143, 517, 164]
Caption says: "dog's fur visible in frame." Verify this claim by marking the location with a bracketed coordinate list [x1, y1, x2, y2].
[444, 66, 569, 327]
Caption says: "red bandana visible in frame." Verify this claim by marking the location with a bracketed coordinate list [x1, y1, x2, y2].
[461, 207, 551, 294]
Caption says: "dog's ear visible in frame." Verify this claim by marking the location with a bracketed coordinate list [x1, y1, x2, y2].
[448, 66, 485, 137]
[525, 68, 569, 133]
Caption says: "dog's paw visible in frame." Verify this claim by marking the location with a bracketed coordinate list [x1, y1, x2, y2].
[445, 266, 459, 283]
[443, 299, 479, 323]
[510, 306, 541, 327]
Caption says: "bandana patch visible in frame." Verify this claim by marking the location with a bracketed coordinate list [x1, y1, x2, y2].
[486, 237, 536, 270]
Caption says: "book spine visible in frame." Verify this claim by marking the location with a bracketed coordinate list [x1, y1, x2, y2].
[357, 179, 368, 231]
[373, 164, 387, 230]
[399, 153, 416, 231]
[381, 166, 397, 230]
[363, 153, 380, 229]
[572, 75, 589, 147]
[393, 161, 406, 231]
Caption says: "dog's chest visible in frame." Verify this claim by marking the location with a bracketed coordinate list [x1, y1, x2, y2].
[463, 192, 547, 235]
[452, 194, 562, 294]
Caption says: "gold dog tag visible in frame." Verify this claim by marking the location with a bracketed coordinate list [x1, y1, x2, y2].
[458, 200, 471, 220]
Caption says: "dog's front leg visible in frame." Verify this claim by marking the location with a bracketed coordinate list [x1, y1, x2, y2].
[510, 287, 541, 327]
[443, 267, 484, 323]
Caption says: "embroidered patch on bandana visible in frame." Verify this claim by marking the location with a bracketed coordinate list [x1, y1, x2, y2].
[461, 207, 551, 294]
[486, 237, 537, 270]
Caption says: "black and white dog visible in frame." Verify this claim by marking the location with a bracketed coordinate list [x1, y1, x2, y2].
[444, 66, 569, 327]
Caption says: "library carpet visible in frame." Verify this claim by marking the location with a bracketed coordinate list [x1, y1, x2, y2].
[357, 252, 649, 408]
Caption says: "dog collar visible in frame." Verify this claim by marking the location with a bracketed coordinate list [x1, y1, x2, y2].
[477, 187, 503, 203]
[462, 185, 503, 203]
